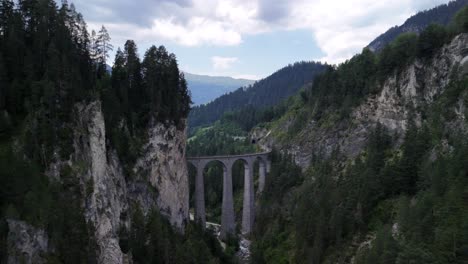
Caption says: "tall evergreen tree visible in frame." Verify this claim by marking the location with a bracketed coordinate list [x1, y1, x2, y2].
[123, 40, 144, 129]
[0, 0, 14, 37]
[89, 29, 98, 60]
[142, 45, 161, 115]
[95, 25, 113, 66]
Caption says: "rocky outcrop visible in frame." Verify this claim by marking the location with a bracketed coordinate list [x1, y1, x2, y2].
[38, 101, 189, 263]
[6, 219, 50, 264]
[356, 33, 468, 134]
[259, 34, 468, 169]
[134, 122, 189, 230]
[75, 102, 129, 264]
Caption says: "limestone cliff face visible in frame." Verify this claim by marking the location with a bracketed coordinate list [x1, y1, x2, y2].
[38, 101, 189, 263]
[257, 33, 468, 169]
[134, 122, 189, 230]
[7, 101, 188, 264]
[6, 220, 50, 264]
[75, 102, 129, 264]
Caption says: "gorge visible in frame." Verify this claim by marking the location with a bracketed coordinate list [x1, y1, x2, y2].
[1, 0, 468, 264]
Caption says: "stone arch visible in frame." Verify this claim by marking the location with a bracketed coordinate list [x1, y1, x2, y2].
[230, 157, 255, 235]
[231, 157, 250, 167]
[201, 159, 229, 174]
[199, 160, 227, 228]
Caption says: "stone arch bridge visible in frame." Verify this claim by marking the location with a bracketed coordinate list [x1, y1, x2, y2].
[187, 152, 271, 239]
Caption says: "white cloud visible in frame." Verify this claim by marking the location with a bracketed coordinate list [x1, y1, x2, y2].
[151, 17, 242, 46]
[281, 0, 449, 63]
[232, 74, 261, 80]
[211, 56, 239, 70]
[80, 0, 451, 64]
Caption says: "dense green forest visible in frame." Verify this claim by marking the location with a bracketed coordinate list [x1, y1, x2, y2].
[0, 0, 227, 263]
[188, 61, 326, 132]
[0, 0, 102, 260]
[1, 0, 467, 262]
[251, 7, 468, 263]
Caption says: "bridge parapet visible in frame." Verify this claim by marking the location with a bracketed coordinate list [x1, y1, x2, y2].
[187, 151, 270, 161]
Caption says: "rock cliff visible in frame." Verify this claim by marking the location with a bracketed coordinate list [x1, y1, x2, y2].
[134, 122, 189, 230]
[76, 102, 130, 263]
[6, 220, 50, 264]
[8, 101, 190, 264]
[258, 33, 468, 169]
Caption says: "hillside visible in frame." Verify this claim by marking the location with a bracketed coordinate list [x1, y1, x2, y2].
[0, 1, 230, 263]
[368, 0, 468, 51]
[188, 61, 327, 130]
[250, 8, 468, 263]
[184, 73, 254, 105]
[3, 0, 468, 263]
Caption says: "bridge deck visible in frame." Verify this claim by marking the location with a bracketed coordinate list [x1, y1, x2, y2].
[187, 151, 270, 160]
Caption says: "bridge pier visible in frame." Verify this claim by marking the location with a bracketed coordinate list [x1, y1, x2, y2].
[258, 161, 266, 193]
[221, 162, 235, 240]
[242, 160, 255, 234]
[195, 164, 206, 228]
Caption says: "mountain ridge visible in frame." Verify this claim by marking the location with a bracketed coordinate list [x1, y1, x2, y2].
[184, 72, 255, 106]
[188, 61, 327, 130]
[250, 10, 468, 262]
[368, 0, 468, 51]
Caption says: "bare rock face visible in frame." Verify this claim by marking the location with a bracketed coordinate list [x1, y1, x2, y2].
[461, 54, 468, 76]
[134, 121, 189, 230]
[74, 101, 129, 264]
[260, 33, 468, 169]
[7, 219, 50, 264]
[36, 101, 189, 263]
[355, 33, 468, 135]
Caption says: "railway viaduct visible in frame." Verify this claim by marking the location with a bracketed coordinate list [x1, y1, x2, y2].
[187, 152, 271, 239]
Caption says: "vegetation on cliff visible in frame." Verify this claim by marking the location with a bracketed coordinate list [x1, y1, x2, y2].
[0, 0, 223, 263]
[251, 7, 468, 263]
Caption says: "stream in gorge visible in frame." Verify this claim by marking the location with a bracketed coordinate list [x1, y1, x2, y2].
[189, 213, 251, 263]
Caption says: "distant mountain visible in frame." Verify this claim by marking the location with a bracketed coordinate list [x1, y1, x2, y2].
[188, 61, 327, 129]
[368, 0, 468, 51]
[184, 73, 255, 105]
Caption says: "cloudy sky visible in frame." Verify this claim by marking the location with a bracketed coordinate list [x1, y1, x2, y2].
[69, 0, 451, 80]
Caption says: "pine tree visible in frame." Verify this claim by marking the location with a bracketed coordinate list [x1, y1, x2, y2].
[89, 29, 98, 60]
[0, 51, 6, 110]
[123, 40, 144, 129]
[111, 47, 127, 115]
[417, 24, 447, 58]
[454, 6, 468, 32]
[142, 45, 161, 115]
[0, 0, 14, 37]
[95, 25, 113, 66]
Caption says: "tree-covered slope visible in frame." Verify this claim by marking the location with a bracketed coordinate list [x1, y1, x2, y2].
[0, 0, 229, 263]
[251, 7, 468, 264]
[188, 61, 327, 130]
[368, 0, 468, 51]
